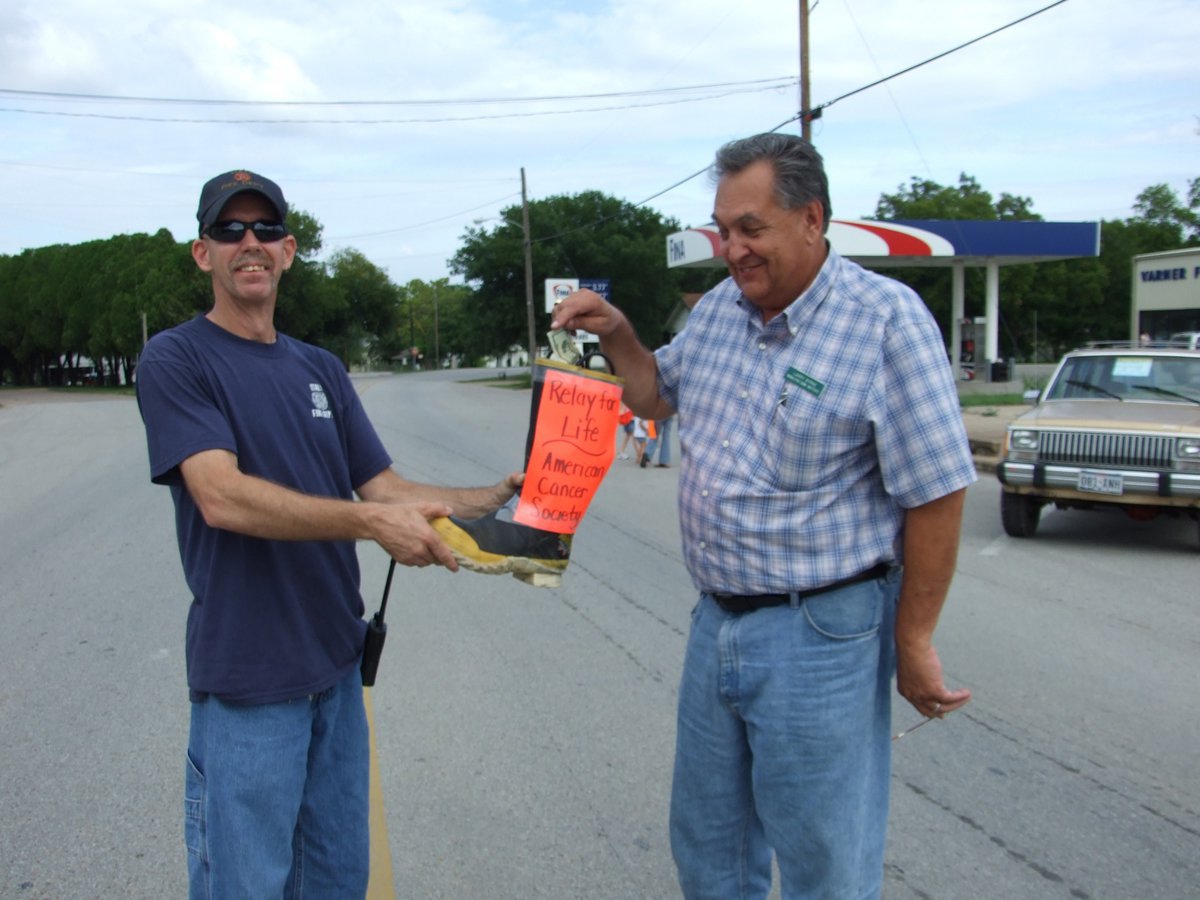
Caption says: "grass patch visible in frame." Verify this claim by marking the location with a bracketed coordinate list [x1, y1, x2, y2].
[68, 385, 135, 397]
[959, 392, 1027, 407]
[0, 384, 136, 397]
[459, 373, 531, 390]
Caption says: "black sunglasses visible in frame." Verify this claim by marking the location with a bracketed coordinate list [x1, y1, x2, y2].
[204, 220, 289, 244]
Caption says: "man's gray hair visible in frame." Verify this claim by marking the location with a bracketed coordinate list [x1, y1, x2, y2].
[713, 133, 832, 232]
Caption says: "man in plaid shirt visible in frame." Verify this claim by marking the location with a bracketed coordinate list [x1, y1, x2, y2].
[552, 132, 975, 899]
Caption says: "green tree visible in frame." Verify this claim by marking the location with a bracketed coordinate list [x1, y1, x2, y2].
[325, 248, 402, 369]
[390, 279, 476, 370]
[874, 173, 1034, 221]
[1009, 181, 1198, 355]
[287, 209, 325, 259]
[1131, 181, 1200, 244]
[1085, 182, 1200, 347]
[0, 208, 411, 384]
[872, 174, 1199, 360]
[450, 191, 685, 361]
[425, 280, 476, 368]
[272, 210, 345, 351]
[872, 174, 1042, 356]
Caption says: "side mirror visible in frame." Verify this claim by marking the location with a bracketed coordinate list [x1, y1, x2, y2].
[1023, 388, 1041, 404]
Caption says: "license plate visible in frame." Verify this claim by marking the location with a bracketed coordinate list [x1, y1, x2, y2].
[1078, 470, 1123, 495]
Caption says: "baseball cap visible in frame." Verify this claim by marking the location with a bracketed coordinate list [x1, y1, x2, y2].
[196, 170, 288, 232]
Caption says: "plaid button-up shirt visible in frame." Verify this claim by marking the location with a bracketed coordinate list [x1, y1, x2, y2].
[655, 248, 977, 595]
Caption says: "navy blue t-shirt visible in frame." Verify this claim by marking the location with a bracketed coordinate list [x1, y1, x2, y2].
[136, 315, 392, 703]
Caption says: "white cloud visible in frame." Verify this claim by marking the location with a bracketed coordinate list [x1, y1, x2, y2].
[0, 0, 1196, 280]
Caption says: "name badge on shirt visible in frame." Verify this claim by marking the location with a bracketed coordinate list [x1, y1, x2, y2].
[785, 367, 824, 398]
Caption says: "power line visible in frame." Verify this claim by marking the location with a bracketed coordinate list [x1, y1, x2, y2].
[628, 112, 804, 212]
[806, 0, 1071, 121]
[0, 83, 794, 125]
[329, 191, 522, 241]
[524, 1, 1072, 246]
[0, 76, 797, 115]
[3, 2, 1073, 265]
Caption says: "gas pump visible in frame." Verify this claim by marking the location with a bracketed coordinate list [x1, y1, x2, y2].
[959, 317, 985, 381]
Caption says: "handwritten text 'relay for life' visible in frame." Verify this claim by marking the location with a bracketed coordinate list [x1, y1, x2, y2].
[515, 369, 623, 533]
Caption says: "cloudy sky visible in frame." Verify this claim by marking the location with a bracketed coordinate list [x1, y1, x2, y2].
[1, 0, 1196, 283]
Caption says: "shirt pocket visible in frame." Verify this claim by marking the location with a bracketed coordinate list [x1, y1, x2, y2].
[762, 391, 871, 491]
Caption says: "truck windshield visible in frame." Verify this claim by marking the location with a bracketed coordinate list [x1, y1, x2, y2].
[1047, 355, 1200, 403]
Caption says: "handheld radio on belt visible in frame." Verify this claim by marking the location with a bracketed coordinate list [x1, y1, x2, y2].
[360, 559, 395, 686]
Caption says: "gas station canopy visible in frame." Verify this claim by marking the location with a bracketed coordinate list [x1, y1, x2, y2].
[665, 218, 1101, 379]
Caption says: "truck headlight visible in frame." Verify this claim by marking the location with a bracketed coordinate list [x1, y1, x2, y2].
[1005, 429, 1039, 461]
[1177, 438, 1200, 472]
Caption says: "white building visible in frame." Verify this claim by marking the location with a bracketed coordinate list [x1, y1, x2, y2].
[1131, 247, 1200, 340]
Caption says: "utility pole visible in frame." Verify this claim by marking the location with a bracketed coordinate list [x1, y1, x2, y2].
[433, 283, 440, 370]
[521, 167, 537, 367]
[799, 0, 812, 142]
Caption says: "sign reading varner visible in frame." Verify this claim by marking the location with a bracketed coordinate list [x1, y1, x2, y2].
[1134, 248, 1200, 310]
[1139, 266, 1199, 282]
[1133, 248, 1200, 338]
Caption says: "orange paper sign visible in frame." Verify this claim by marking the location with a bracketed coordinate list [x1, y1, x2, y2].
[514, 369, 623, 534]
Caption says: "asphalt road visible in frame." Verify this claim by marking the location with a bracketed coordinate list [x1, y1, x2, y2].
[1, 372, 1197, 899]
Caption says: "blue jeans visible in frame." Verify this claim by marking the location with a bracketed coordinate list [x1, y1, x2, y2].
[655, 416, 674, 465]
[669, 571, 899, 899]
[185, 666, 370, 899]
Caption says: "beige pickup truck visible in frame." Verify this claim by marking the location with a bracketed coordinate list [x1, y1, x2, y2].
[996, 341, 1200, 546]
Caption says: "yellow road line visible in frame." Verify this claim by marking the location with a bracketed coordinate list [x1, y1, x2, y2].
[364, 687, 397, 899]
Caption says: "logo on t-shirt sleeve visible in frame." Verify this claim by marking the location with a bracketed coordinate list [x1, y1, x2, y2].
[310, 383, 332, 419]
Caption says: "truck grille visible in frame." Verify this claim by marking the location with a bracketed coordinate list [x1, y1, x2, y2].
[1038, 430, 1174, 468]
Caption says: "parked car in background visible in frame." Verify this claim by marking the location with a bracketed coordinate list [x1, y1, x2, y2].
[996, 341, 1200, 546]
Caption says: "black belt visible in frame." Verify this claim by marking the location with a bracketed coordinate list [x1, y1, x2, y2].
[711, 563, 891, 615]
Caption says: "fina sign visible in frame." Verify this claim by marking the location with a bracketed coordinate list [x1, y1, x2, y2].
[544, 278, 578, 314]
[544, 278, 611, 313]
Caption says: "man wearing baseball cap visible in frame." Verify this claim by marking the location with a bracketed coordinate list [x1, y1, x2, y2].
[136, 170, 522, 896]
[195, 169, 290, 232]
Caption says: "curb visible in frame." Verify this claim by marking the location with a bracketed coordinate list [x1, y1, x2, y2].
[974, 456, 999, 475]
[971, 439, 1001, 475]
